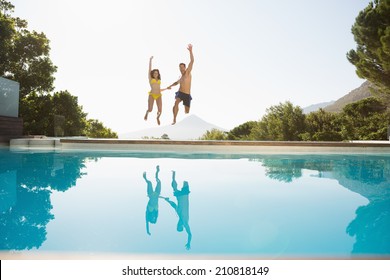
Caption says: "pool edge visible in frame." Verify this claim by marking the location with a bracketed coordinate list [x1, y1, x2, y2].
[6, 138, 390, 154]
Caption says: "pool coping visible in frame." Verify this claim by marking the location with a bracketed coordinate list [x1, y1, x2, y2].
[6, 137, 390, 154]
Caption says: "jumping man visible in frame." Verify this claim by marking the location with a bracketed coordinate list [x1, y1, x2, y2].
[167, 44, 194, 125]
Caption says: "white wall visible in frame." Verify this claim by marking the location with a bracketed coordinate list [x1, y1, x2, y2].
[0, 77, 20, 117]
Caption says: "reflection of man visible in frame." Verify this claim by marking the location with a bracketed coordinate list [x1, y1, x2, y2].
[143, 165, 161, 235]
[164, 170, 192, 250]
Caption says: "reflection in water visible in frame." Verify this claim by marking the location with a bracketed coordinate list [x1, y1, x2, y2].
[143, 165, 161, 235]
[258, 155, 390, 255]
[142, 168, 192, 250]
[0, 150, 389, 256]
[0, 151, 87, 251]
[164, 170, 192, 250]
[260, 158, 304, 182]
[0, 185, 53, 250]
[347, 200, 390, 254]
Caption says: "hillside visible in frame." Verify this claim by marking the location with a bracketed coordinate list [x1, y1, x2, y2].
[302, 101, 335, 114]
[119, 114, 226, 140]
[323, 81, 372, 112]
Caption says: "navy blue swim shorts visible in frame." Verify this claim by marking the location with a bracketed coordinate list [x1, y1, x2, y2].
[175, 91, 192, 107]
[174, 185, 190, 197]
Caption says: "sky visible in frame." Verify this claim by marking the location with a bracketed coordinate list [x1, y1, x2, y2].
[10, 0, 370, 134]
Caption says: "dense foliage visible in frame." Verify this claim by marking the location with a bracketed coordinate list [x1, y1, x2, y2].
[86, 119, 118, 138]
[226, 121, 257, 140]
[250, 102, 305, 141]
[201, 98, 390, 141]
[347, 0, 390, 99]
[199, 128, 227, 140]
[300, 109, 342, 141]
[340, 97, 389, 140]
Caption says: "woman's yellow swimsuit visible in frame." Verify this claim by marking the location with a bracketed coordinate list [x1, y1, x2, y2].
[149, 79, 162, 100]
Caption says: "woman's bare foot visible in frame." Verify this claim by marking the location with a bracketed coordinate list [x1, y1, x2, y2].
[144, 110, 149, 121]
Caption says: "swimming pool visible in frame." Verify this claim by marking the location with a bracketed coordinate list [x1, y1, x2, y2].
[1, 148, 389, 259]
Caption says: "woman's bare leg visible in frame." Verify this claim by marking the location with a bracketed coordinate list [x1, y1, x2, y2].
[144, 95, 154, 121]
[156, 97, 162, 125]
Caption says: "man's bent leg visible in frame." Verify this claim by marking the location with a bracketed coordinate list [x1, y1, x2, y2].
[172, 98, 181, 125]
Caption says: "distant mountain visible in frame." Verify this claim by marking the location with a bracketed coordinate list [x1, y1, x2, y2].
[302, 81, 372, 114]
[323, 81, 372, 112]
[302, 101, 335, 114]
[119, 114, 226, 140]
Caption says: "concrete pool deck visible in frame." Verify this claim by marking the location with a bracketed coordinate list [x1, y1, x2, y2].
[6, 137, 390, 154]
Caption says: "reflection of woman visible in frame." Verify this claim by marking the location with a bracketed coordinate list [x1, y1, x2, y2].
[164, 170, 192, 250]
[144, 56, 169, 125]
[143, 165, 161, 235]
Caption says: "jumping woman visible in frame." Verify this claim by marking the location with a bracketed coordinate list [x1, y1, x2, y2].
[144, 56, 168, 125]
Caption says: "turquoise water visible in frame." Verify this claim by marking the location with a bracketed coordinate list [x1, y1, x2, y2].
[1, 149, 389, 258]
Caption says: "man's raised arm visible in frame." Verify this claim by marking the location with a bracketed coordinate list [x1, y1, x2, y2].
[186, 44, 194, 74]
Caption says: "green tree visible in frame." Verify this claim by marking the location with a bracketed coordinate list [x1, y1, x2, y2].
[0, 0, 14, 71]
[52, 91, 88, 136]
[19, 91, 88, 136]
[340, 97, 390, 140]
[226, 121, 257, 140]
[301, 109, 343, 141]
[86, 119, 118, 138]
[250, 101, 306, 141]
[161, 133, 169, 139]
[0, 1, 57, 98]
[19, 92, 53, 135]
[20, 90, 119, 137]
[199, 129, 227, 140]
[347, 0, 390, 98]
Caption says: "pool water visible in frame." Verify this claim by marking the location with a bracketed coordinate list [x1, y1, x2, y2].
[1, 149, 389, 258]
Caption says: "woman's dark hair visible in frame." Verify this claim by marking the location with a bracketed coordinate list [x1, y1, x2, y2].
[150, 69, 161, 80]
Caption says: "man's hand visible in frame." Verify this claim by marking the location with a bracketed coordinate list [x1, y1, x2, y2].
[187, 44, 192, 51]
